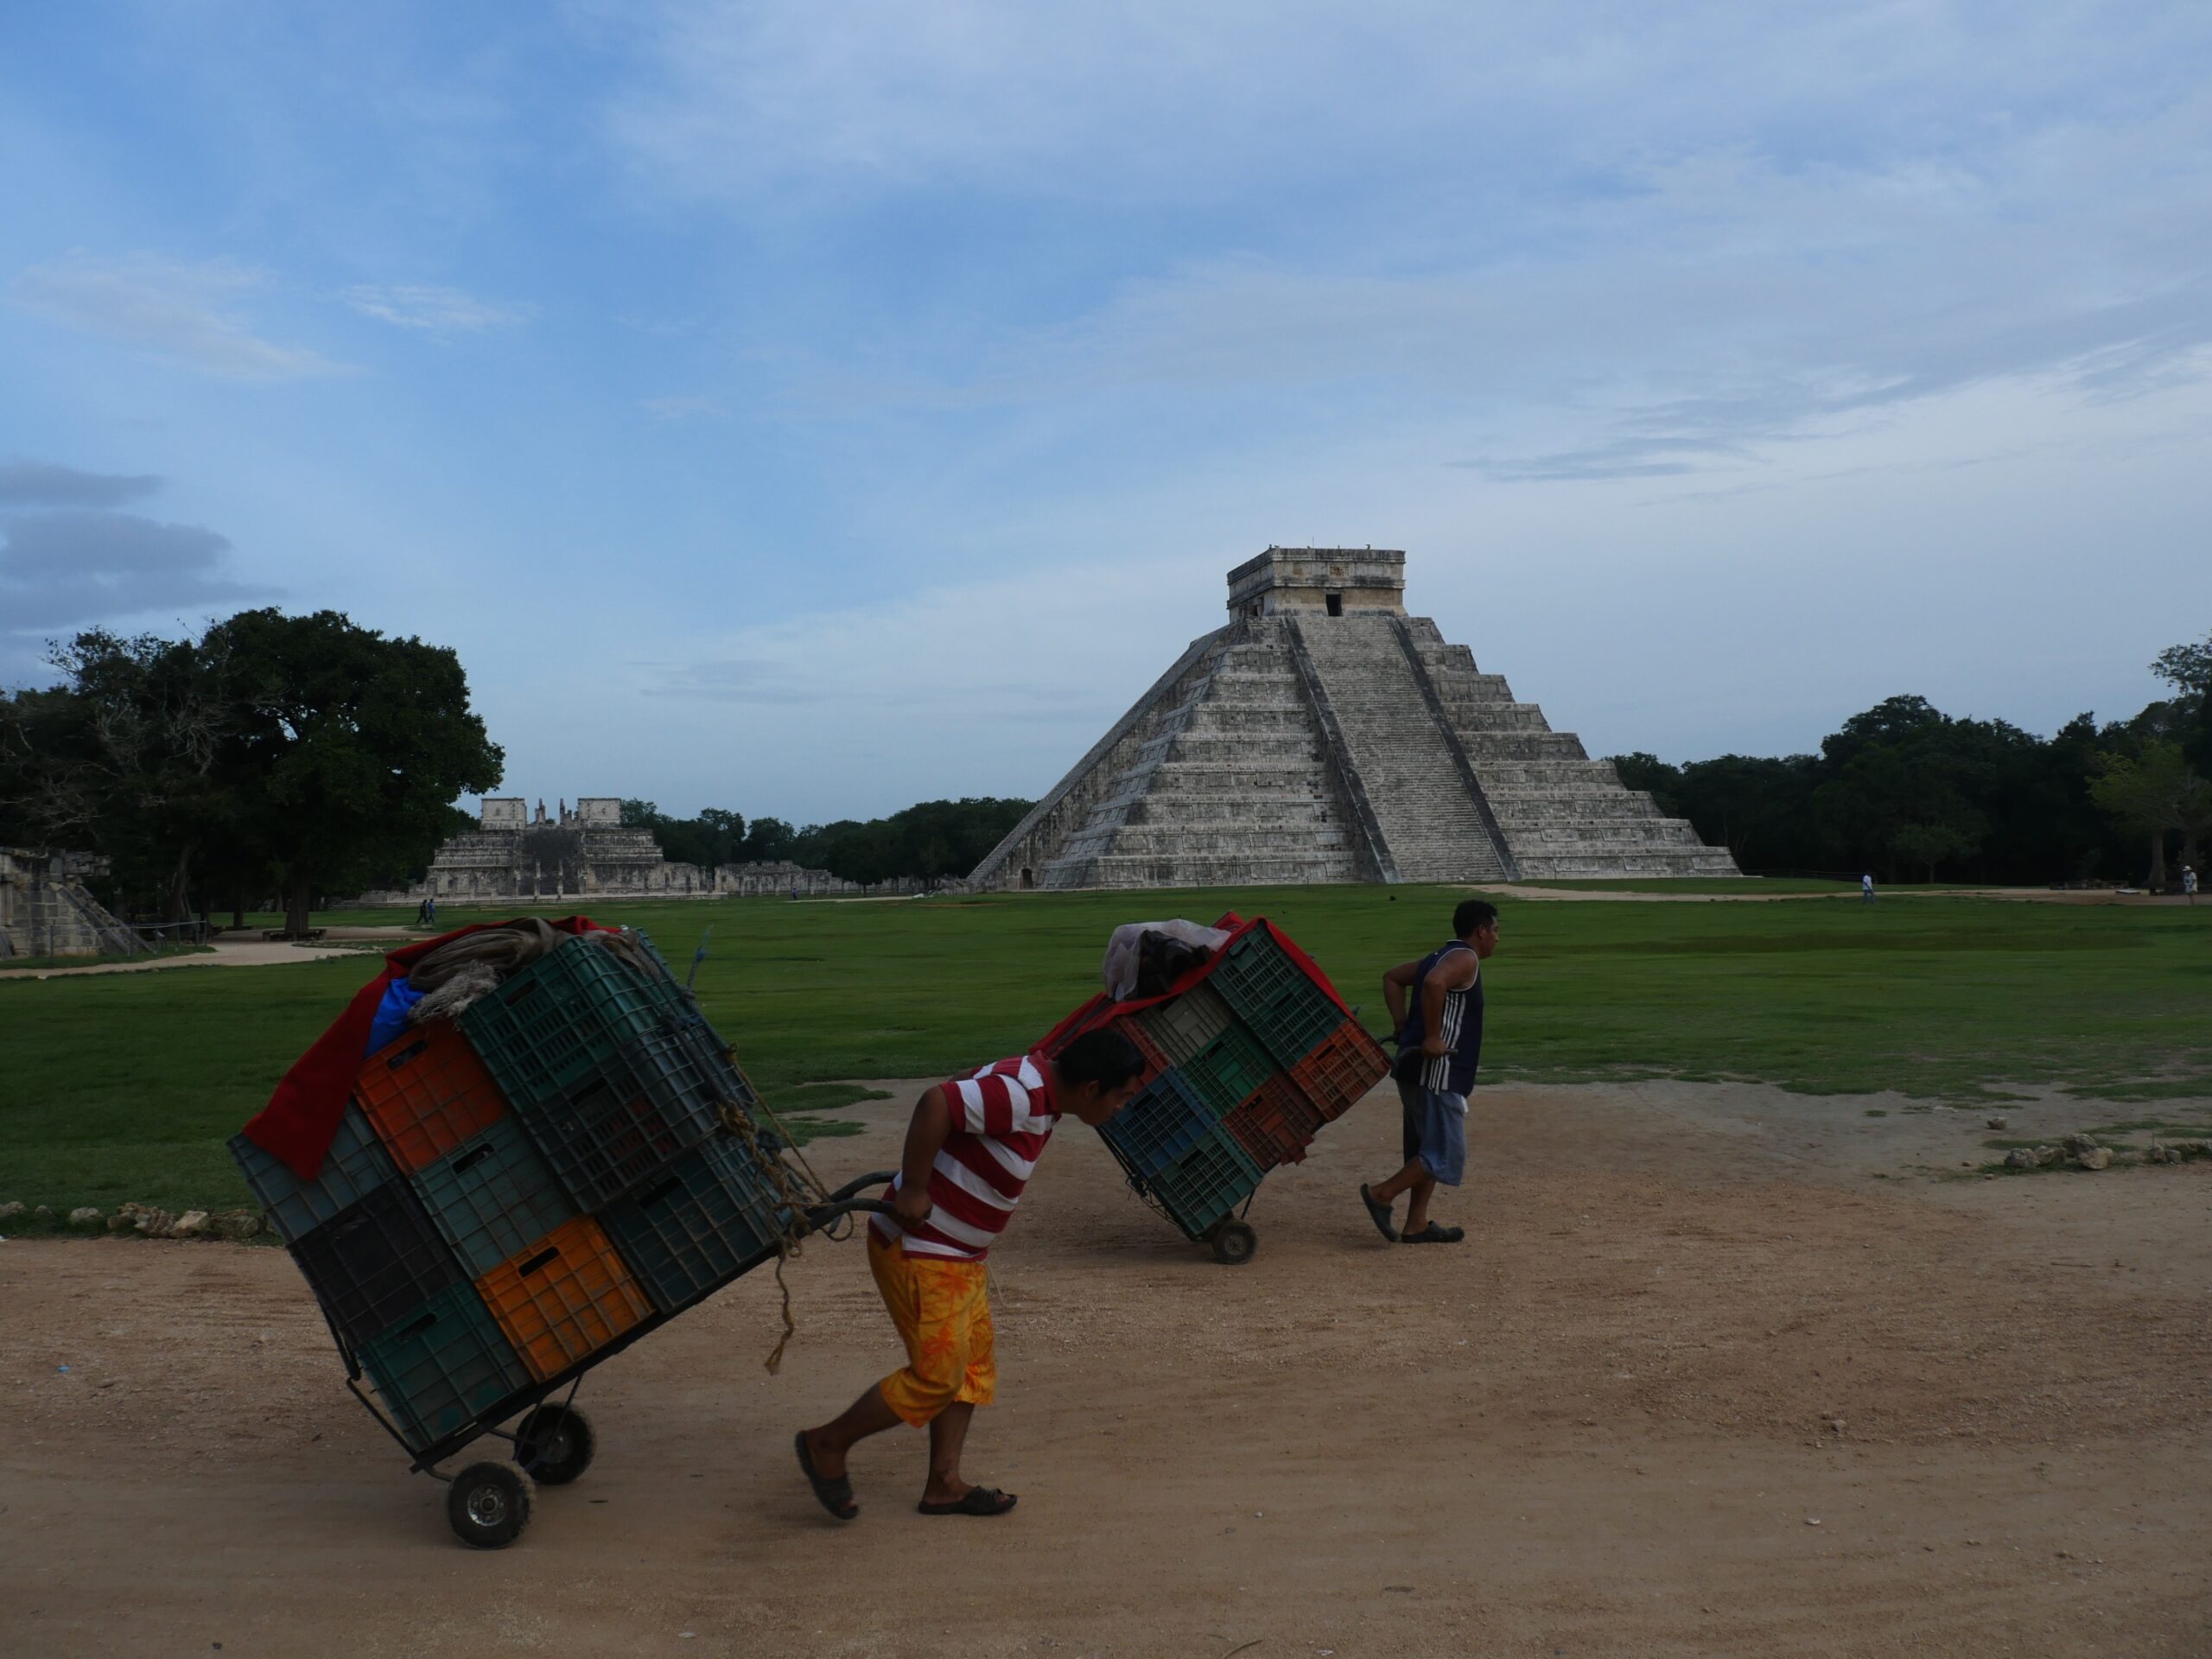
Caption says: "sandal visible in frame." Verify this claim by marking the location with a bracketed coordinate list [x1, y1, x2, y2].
[918, 1486, 1019, 1516]
[1401, 1224, 1465, 1244]
[1360, 1184, 1399, 1243]
[795, 1431, 857, 1521]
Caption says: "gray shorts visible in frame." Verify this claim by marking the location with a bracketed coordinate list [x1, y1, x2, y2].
[1398, 1079, 1467, 1185]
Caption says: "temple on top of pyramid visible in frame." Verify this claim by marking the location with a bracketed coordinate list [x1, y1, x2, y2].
[968, 548, 1739, 890]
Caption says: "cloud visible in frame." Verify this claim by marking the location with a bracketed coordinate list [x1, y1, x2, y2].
[11, 253, 345, 381]
[638, 393, 730, 421]
[0, 510, 264, 631]
[340, 283, 532, 334]
[0, 460, 162, 508]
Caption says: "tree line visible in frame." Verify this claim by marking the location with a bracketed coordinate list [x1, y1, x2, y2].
[1609, 631, 2212, 886]
[620, 797, 1033, 887]
[1, 613, 500, 932]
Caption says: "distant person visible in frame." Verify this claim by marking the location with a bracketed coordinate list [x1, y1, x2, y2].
[2184, 865, 2198, 899]
[1359, 899, 1500, 1246]
[795, 1028, 1145, 1522]
[1861, 873, 1876, 904]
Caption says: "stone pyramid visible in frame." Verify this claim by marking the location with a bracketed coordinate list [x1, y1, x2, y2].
[969, 549, 1738, 889]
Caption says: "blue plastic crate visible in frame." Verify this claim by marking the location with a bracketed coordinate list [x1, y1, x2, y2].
[601, 1134, 794, 1314]
[410, 1116, 579, 1279]
[229, 1105, 398, 1245]
[1147, 1124, 1264, 1239]
[357, 1281, 534, 1455]
[1098, 1071, 1214, 1182]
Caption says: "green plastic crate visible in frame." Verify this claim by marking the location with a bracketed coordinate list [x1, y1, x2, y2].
[1147, 1124, 1264, 1239]
[230, 1105, 398, 1244]
[1176, 1022, 1274, 1119]
[410, 1116, 579, 1279]
[358, 1281, 534, 1455]
[1211, 930, 1344, 1068]
[459, 935, 690, 1113]
[601, 1134, 792, 1315]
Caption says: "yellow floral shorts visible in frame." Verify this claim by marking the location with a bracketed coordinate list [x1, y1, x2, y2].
[869, 1229, 996, 1427]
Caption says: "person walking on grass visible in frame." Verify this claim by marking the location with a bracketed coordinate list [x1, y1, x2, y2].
[796, 1028, 1146, 1522]
[1861, 872, 1876, 904]
[1360, 899, 1501, 1246]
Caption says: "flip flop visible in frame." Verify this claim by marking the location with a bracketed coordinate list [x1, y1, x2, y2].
[918, 1486, 1019, 1516]
[1360, 1183, 1399, 1243]
[1401, 1224, 1465, 1243]
[795, 1431, 857, 1521]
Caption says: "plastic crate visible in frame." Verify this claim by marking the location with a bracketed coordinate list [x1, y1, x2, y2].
[1147, 1124, 1264, 1238]
[601, 1135, 793, 1315]
[459, 936, 689, 1113]
[355, 1019, 510, 1173]
[410, 1116, 580, 1280]
[290, 1180, 465, 1351]
[1136, 982, 1235, 1068]
[1097, 1070, 1215, 1182]
[477, 1215, 653, 1382]
[1211, 929, 1345, 1068]
[358, 1281, 533, 1455]
[1176, 1021, 1275, 1119]
[230, 1105, 397, 1244]
[1289, 1018, 1392, 1121]
[1222, 1074, 1318, 1168]
[510, 1027, 728, 1211]
[663, 1016, 771, 1139]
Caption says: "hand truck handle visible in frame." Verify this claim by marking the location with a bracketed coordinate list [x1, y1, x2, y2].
[822, 1169, 897, 1205]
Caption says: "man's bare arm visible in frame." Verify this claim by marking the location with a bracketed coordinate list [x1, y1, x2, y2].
[1382, 958, 1421, 1033]
[893, 1085, 953, 1228]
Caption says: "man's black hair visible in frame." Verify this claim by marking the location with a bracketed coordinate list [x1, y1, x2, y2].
[1055, 1027, 1146, 1091]
[1452, 898, 1499, 939]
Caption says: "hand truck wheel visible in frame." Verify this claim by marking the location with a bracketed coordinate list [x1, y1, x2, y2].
[514, 1402, 596, 1485]
[1209, 1220, 1257, 1266]
[447, 1460, 534, 1548]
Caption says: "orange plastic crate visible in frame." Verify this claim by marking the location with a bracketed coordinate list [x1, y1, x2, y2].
[356, 1019, 511, 1173]
[1222, 1075, 1312, 1167]
[475, 1214, 652, 1382]
[1288, 1020, 1390, 1121]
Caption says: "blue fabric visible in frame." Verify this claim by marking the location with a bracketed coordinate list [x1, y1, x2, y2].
[1393, 940, 1484, 1096]
[365, 978, 426, 1055]
[1397, 1078, 1467, 1185]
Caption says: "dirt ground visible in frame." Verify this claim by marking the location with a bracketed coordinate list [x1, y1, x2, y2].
[4, 1082, 2209, 1658]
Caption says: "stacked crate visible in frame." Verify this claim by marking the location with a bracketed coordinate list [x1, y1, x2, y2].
[1060, 921, 1389, 1243]
[231, 931, 791, 1459]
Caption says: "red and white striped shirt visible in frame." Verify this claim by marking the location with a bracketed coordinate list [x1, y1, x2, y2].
[870, 1053, 1060, 1262]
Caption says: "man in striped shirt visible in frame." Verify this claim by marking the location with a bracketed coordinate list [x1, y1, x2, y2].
[796, 1027, 1145, 1521]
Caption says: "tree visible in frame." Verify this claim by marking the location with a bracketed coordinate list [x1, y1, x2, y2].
[2088, 741, 2212, 887]
[0, 627, 248, 919]
[1606, 753, 1685, 817]
[2152, 630, 2212, 774]
[210, 609, 503, 934]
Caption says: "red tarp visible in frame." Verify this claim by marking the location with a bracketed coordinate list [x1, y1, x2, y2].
[1036, 912, 1357, 1054]
[240, 916, 613, 1180]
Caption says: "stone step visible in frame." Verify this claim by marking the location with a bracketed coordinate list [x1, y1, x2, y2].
[1064, 824, 1357, 858]
[1044, 851, 1362, 889]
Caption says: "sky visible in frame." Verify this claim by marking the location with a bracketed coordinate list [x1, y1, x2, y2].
[3, 1, 2208, 823]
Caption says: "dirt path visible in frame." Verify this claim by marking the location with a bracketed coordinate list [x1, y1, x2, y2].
[1459, 883, 2201, 906]
[4, 1085, 2208, 1657]
[0, 937, 371, 980]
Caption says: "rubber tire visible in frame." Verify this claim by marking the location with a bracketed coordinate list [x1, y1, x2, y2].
[1211, 1220, 1258, 1266]
[448, 1461, 534, 1549]
[514, 1403, 596, 1486]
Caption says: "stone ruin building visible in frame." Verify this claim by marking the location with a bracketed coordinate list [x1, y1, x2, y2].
[1, 848, 139, 958]
[969, 549, 1739, 890]
[360, 797, 880, 905]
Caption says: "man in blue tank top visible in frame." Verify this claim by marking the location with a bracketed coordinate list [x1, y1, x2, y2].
[1360, 899, 1499, 1244]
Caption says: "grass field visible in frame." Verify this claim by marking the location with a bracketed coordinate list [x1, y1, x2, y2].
[2, 885, 2208, 1217]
